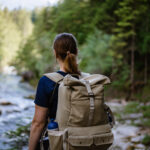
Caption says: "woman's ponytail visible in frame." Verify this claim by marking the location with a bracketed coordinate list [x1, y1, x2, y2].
[63, 51, 80, 75]
[53, 33, 81, 75]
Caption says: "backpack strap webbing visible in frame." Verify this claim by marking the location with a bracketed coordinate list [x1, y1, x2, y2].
[84, 80, 95, 126]
[43, 72, 64, 121]
[40, 72, 64, 149]
[43, 72, 64, 83]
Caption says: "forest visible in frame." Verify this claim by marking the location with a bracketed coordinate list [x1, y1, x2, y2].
[1, 0, 150, 100]
[0, 0, 150, 149]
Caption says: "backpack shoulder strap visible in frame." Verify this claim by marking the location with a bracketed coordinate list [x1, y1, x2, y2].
[43, 72, 64, 83]
[43, 72, 64, 123]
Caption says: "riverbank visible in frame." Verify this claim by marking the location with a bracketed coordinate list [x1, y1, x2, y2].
[108, 100, 150, 150]
[0, 72, 150, 149]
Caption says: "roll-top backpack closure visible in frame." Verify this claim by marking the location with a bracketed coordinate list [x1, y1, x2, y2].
[63, 74, 111, 86]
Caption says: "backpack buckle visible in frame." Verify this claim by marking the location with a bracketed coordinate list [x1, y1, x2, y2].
[88, 92, 94, 97]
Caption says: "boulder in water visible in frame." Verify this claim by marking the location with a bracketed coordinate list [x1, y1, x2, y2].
[21, 71, 34, 81]
[0, 101, 13, 106]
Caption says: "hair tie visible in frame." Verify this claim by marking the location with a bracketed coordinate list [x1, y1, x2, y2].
[67, 51, 70, 55]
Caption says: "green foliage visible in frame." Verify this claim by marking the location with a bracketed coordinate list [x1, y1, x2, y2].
[0, 8, 33, 70]
[142, 135, 150, 146]
[14, 0, 150, 99]
[141, 119, 150, 127]
[15, 28, 56, 77]
[0, 0, 150, 99]
[124, 102, 140, 114]
[111, 0, 150, 90]
[4, 123, 31, 149]
[79, 29, 113, 74]
[15, 37, 36, 72]
[134, 80, 150, 103]
[111, 64, 130, 90]
[48, 0, 94, 44]
[10, 9, 33, 39]
[15, 0, 97, 77]
[0, 9, 21, 69]
[124, 101, 150, 127]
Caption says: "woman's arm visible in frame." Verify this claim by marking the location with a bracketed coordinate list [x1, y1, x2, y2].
[29, 104, 48, 150]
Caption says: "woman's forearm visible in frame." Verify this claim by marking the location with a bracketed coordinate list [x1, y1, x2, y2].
[29, 121, 45, 150]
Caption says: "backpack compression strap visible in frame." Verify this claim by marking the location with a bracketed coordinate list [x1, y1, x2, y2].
[43, 72, 64, 83]
[83, 80, 95, 126]
[43, 72, 64, 120]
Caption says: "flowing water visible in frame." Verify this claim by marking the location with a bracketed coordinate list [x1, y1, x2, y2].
[0, 70, 35, 149]
[0, 67, 148, 150]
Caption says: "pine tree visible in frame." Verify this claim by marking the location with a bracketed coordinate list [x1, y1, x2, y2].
[113, 0, 147, 99]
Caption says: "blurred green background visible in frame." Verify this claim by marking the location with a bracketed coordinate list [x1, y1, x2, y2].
[1, 0, 150, 100]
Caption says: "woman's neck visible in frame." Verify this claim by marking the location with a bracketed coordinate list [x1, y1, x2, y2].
[59, 62, 67, 73]
[59, 67, 66, 73]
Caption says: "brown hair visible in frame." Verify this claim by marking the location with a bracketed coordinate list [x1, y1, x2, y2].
[53, 33, 80, 75]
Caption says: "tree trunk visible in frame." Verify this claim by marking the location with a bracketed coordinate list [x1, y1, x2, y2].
[130, 28, 135, 100]
[144, 17, 149, 85]
[144, 54, 148, 84]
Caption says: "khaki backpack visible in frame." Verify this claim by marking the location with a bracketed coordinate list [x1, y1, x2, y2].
[43, 72, 115, 150]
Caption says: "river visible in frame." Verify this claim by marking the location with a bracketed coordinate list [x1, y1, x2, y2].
[0, 68, 148, 150]
[0, 69, 35, 149]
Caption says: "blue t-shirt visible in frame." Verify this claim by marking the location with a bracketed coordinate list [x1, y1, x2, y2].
[34, 70, 68, 119]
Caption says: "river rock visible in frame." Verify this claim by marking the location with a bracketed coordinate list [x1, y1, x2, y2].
[135, 144, 145, 149]
[134, 119, 142, 125]
[21, 71, 34, 81]
[125, 120, 132, 124]
[124, 113, 143, 120]
[131, 135, 145, 143]
[24, 95, 35, 100]
[126, 144, 134, 150]
[115, 125, 139, 137]
[0, 101, 13, 106]
[123, 143, 145, 150]
[6, 109, 20, 113]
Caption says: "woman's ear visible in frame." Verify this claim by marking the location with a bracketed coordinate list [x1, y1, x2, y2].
[53, 49, 56, 57]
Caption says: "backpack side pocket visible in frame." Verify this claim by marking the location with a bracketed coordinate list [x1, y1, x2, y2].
[47, 129, 68, 150]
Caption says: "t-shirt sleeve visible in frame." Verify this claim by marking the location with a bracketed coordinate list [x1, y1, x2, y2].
[34, 76, 51, 108]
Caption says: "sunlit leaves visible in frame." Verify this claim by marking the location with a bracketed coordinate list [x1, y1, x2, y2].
[79, 29, 113, 74]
